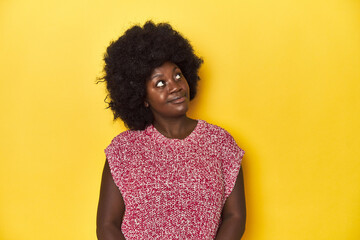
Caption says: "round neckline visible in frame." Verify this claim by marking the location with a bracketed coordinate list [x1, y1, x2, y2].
[148, 119, 202, 142]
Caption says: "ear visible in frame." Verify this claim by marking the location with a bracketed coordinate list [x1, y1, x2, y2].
[144, 101, 149, 108]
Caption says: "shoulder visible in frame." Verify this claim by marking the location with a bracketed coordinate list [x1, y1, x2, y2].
[198, 119, 235, 141]
[105, 129, 150, 167]
[105, 129, 147, 152]
[199, 120, 244, 154]
[200, 121, 245, 170]
[109, 129, 141, 144]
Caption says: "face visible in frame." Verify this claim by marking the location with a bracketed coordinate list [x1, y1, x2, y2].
[145, 62, 190, 120]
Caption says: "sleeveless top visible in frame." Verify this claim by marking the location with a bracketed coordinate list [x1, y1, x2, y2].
[105, 120, 245, 240]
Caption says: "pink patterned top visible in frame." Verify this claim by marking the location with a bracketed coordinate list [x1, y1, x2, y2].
[105, 120, 245, 240]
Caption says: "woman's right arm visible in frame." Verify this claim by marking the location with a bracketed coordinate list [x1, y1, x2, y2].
[96, 159, 126, 240]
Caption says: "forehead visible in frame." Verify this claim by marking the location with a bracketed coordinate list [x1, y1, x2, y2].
[150, 62, 179, 76]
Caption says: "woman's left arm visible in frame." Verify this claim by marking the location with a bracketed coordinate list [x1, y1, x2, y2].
[215, 167, 246, 240]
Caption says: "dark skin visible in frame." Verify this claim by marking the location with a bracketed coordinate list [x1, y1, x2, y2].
[97, 62, 246, 239]
[97, 160, 126, 240]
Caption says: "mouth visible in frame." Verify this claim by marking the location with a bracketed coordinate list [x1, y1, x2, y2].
[168, 95, 186, 104]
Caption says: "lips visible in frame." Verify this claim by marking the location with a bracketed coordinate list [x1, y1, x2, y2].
[168, 95, 186, 104]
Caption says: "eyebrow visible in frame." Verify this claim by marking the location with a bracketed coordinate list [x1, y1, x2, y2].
[151, 73, 163, 80]
[150, 66, 179, 80]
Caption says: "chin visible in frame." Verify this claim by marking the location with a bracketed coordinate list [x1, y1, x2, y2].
[168, 108, 189, 117]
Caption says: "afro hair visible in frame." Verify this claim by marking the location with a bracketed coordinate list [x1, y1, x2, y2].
[99, 21, 203, 130]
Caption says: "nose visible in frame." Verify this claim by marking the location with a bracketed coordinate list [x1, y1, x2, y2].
[168, 79, 182, 94]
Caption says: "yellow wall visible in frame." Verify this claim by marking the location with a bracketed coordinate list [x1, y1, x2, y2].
[1, 0, 359, 239]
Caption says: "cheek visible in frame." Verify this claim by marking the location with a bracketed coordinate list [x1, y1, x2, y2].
[147, 90, 166, 104]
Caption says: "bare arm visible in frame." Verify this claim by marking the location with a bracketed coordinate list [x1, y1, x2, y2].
[215, 167, 246, 240]
[96, 159, 126, 240]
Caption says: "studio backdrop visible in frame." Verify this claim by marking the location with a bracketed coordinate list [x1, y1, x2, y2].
[0, 0, 359, 239]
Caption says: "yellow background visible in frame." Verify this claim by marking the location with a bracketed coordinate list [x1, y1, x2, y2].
[1, 0, 359, 239]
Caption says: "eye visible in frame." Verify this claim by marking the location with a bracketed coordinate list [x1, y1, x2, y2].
[175, 73, 182, 80]
[156, 80, 165, 87]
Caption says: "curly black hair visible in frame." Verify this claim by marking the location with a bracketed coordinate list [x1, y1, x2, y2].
[98, 21, 203, 130]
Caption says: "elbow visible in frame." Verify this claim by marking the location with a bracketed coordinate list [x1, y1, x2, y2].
[223, 210, 246, 225]
[96, 223, 112, 240]
[236, 208, 246, 233]
[238, 212, 246, 234]
[96, 224, 107, 240]
[235, 215, 246, 232]
[239, 214, 246, 237]
[96, 222, 124, 240]
[96, 227, 103, 240]
[232, 214, 246, 238]
[223, 213, 246, 236]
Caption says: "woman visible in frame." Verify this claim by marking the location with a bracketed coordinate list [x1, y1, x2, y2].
[97, 21, 246, 240]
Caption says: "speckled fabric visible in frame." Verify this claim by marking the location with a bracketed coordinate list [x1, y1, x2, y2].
[105, 120, 245, 240]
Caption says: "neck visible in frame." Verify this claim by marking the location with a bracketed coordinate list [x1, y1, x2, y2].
[152, 115, 197, 139]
